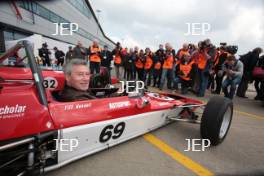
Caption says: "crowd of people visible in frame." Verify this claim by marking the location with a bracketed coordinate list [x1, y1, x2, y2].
[38, 39, 264, 102]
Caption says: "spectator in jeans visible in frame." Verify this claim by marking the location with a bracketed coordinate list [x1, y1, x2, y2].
[222, 55, 244, 99]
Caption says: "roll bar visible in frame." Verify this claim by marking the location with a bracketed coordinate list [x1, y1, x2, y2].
[21, 40, 48, 106]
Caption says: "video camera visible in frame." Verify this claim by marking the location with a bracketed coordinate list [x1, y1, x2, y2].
[220, 43, 238, 55]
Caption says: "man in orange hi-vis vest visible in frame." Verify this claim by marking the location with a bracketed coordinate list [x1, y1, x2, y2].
[196, 40, 212, 97]
[143, 47, 153, 86]
[159, 43, 174, 90]
[176, 43, 189, 60]
[173, 53, 195, 94]
[153, 52, 163, 87]
[135, 49, 145, 81]
[112, 42, 122, 79]
[89, 40, 101, 74]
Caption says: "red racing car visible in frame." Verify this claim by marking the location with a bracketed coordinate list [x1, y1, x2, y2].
[0, 41, 233, 176]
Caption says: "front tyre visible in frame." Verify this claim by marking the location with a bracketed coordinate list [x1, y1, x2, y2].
[200, 96, 233, 146]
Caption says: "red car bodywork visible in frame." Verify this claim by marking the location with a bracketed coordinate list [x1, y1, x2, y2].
[0, 43, 202, 141]
[0, 70, 202, 141]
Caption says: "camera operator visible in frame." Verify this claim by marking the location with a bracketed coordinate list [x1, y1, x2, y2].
[196, 39, 213, 97]
[212, 44, 229, 94]
[236, 47, 263, 98]
[222, 55, 243, 99]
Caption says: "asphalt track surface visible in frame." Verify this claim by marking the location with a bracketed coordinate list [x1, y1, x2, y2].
[47, 88, 264, 176]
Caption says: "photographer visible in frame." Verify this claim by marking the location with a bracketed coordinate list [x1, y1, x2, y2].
[212, 45, 229, 94]
[196, 40, 212, 97]
[53, 47, 65, 67]
[159, 43, 174, 90]
[173, 53, 195, 94]
[222, 55, 243, 99]
[38, 43, 51, 67]
[237, 47, 263, 98]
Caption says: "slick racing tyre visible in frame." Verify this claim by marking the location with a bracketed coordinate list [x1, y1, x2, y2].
[200, 96, 233, 145]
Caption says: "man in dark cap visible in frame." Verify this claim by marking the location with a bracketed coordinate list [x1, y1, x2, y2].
[53, 47, 65, 66]
[66, 46, 74, 64]
[100, 45, 113, 78]
[38, 43, 51, 66]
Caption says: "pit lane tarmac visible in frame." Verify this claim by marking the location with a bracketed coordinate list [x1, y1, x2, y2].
[47, 89, 264, 176]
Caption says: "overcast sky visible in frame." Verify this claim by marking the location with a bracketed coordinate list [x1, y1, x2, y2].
[90, 0, 263, 54]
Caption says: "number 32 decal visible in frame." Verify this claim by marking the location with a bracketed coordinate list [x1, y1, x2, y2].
[99, 122, 126, 143]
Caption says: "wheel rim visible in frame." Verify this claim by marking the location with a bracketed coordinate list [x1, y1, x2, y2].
[219, 106, 231, 139]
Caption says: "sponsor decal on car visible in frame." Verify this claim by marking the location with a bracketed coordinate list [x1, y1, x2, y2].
[109, 101, 131, 109]
[0, 104, 26, 119]
[64, 103, 92, 111]
[158, 102, 170, 106]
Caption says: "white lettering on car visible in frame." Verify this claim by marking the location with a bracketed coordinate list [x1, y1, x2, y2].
[64, 103, 92, 111]
[0, 104, 27, 119]
[109, 101, 131, 109]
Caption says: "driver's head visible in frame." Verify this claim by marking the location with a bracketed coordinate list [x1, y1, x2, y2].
[64, 59, 90, 91]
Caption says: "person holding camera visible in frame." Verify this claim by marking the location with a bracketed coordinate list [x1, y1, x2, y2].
[53, 47, 65, 67]
[173, 53, 195, 94]
[38, 43, 51, 67]
[222, 55, 244, 99]
[212, 46, 229, 94]
[236, 47, 263, 98]
[159, 43, 174, 90]
[196, 40, 212, 97]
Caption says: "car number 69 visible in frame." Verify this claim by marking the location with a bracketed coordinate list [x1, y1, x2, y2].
[99, 122, 126, 143]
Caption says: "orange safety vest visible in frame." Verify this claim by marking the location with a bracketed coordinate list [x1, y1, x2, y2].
[135, 58, 144, 69]
[163, 55, 174, 69]
[154, 61, 161, 70]
[144, 55, 153, 70]
[197, 53, 207, 70]
[178, 50, 189, 59]
[179, 61, 194, 81]
[90, 46, 101, 63]
[114, 55, 122, 64]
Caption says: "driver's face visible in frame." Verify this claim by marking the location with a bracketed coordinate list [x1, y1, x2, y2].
[66, 65, 90, 91]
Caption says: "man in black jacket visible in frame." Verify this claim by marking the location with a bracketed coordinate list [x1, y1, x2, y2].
[237, 47, 263, 98]
[66, 46, 74, 64]
[100, 45, 113, 82]
[100, 45, 112, 70]
[54, 47, 65, 66]
[38, 43, 51, 66]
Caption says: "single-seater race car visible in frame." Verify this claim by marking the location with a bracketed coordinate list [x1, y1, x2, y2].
[0, 41, 233, 176]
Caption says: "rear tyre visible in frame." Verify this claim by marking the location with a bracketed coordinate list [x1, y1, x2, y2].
[200, 96, 233, 145]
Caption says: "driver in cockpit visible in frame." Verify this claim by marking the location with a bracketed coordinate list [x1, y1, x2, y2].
[59, 59, 96, 101]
